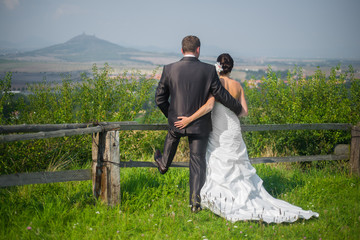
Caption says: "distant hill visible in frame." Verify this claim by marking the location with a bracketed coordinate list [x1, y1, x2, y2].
[2, 33, 175, 64]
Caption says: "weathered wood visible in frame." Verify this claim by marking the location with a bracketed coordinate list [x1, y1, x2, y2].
[0, 169, 91, 187]
[92, 132, 104, 199]
[92, 130, 120, 206]
[0, 121, 138, 134]
[0, 123, 352, 143]
[0, 126, 103, 143]
[0, 123, 93, 134]
[0, 153, 349, 188]
[350, 125, 360, 176]
[0, 123, 124, 143]
[104, 130, 120, 206]
[0, 122, 355, 191]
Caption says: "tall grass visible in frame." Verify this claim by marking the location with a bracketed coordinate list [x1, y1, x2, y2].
[1, 164, 359, 239]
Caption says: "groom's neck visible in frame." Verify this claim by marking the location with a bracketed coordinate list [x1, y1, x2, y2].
[181, 47, 200, 58]
[184, 53, 196, 57]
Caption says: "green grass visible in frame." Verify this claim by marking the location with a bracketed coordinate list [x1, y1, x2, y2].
[1, 163, 359, 239]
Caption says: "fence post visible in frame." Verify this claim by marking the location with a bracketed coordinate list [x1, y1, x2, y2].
[92, 130, 121, 205]
[350, 124, 360, 176]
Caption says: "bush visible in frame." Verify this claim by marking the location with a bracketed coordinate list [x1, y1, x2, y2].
[0, 64, 162, 174]
[1, 64, 359, 174]
[242, 65, 359, 157]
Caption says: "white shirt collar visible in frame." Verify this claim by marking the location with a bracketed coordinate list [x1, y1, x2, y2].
[184, 54, 196, 57]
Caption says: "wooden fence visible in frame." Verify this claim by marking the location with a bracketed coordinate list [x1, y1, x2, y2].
[0, 122, 359, 206]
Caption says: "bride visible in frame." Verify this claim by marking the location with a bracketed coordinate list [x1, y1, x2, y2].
[174, 53, 319, 223]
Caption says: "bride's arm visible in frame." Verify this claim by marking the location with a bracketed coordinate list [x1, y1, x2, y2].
[238, 85, 248, 117]
[174, 95, 215, 129]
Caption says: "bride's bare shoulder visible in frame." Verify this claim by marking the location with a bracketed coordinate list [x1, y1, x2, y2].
[229, 78, 242, 90]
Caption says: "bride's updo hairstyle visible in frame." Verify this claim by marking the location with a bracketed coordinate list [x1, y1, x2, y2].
[217, 53, 234, 76]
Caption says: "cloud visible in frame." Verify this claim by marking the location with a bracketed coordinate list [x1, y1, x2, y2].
[2, 0, 19, 10]
[54, 4, 83, 19]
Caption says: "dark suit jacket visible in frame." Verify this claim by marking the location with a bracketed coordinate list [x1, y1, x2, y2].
[155, 57, 242, 135]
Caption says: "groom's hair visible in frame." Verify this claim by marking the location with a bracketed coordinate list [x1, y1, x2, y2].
[182, 36, 201, 53]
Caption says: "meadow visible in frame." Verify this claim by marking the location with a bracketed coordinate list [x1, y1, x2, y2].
[1, 162, 359, 240]
[1, 63, 360, 239]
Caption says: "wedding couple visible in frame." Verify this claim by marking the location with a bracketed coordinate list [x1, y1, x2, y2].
[154, 35, 319, 223]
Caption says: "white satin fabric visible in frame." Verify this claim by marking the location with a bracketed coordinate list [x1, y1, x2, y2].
[200, 103, 319, 223]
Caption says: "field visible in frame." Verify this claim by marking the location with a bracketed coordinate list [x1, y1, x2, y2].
[1, 56, 360, 239]
[0, 60, 160, 90]
[1, 162, 359, 240]
[2, 57, 360, 90]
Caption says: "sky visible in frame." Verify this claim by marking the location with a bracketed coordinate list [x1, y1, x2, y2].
[1, 0, 360, 59]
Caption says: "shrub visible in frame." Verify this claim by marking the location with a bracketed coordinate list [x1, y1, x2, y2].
[242, 65, 359, 157]
[0, 64, 161, 173]
[1, 64, 359, 174]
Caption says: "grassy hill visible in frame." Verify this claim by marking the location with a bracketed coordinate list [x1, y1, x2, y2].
[3, 33, 172, 64]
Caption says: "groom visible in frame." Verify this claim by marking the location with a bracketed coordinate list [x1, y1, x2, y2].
[154, 35, 242, 212]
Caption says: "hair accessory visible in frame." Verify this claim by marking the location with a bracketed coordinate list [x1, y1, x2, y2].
[215, 62, 223, 73]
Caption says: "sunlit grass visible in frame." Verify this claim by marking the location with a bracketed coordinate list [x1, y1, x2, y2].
[1, 163, 359, 239]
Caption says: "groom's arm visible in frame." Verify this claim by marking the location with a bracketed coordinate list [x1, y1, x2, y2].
[209, 67, 242, 115]
[155, 66, 170, 118]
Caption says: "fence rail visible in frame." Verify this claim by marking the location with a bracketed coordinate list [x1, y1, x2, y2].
[1, 122, 359, 206]
[0, 122, 352, 143]
[0, 154, 350, 188]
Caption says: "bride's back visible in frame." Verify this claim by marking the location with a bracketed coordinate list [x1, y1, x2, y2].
[216, 53, 248, 117]
[220, 77, 242, 101]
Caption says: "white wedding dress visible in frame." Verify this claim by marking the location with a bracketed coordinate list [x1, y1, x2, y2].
[200, 102, 319, 223]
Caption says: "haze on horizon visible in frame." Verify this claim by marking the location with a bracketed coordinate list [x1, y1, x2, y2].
[1, 0, 360, 59]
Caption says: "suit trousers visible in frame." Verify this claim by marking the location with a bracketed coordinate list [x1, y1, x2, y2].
[161, 128, 209, 207]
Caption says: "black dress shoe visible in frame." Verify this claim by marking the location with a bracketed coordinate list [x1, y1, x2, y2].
[191, 206, 202, 213]
[154, 149, 167, 174]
